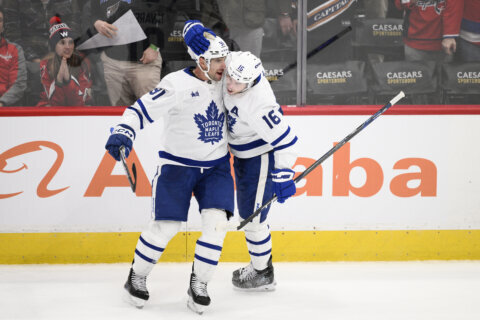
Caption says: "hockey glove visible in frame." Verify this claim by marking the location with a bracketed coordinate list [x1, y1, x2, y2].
[105, 124, 135, 161]
[272, 168, 296, 203]
[183, 20, 215, 55]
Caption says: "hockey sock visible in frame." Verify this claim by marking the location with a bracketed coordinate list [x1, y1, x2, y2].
[133, 220, 181, 276]
[193, 209, 228, 282]
[244, 222, 272, 271]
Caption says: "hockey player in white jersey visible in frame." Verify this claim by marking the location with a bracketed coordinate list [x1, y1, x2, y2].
[224, 51, 298, 291]
[105, 32, 233, 314]
[184, 21, 298, 291]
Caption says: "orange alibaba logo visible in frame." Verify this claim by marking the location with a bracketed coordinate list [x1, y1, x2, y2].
[0, 141, 69, 199]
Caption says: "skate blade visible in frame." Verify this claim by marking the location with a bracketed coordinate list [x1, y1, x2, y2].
[233, 281, 277, 292]
[123, 289, 146, 309]
[187, 296, 206, 315]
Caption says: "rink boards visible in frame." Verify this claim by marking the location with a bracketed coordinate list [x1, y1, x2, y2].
[1, 106, 480, 263]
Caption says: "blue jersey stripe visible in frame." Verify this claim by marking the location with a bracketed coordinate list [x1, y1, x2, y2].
[139, 236, 164, 252]
[271, 126, 291, 146]
[229, 138, 268, 151]
[194, 254, 219, 266]
[136, 99, 154, 123]
[196, 240, 222, 251]
[274, 136, 298, 151]
[135, 249, 156, 264]
[158, 151, 230, 167]
[248, 248, 272, 257]
[127, 106, 144, 130]
[246, 234, 271, 246]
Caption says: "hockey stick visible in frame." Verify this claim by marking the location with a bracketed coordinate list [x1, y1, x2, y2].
[237, 91, 406, 230]
[271, 26, 352, 81]
[119, 146, 137, 193]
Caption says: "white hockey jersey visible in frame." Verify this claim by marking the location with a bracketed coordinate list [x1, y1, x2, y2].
[223, 74, 298, 169]
[119, 67, 229, 168]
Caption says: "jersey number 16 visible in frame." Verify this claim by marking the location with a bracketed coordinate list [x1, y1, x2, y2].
[262, 110, 281, 129]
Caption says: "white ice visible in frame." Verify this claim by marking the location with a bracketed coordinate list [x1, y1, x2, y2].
[1, 261, 480, 320]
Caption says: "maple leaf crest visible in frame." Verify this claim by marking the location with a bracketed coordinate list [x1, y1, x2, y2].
[227, 113, 236, 133]
[193, 101, 225, 144]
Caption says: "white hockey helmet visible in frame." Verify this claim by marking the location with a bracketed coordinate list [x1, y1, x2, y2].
[187, 33, 229, 79]
[227, 51, 263, 91]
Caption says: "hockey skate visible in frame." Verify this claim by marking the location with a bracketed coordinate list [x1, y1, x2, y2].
[232, 255, 276, 291]
[124, 267, 149, 308]
[187, 272, 210, 315]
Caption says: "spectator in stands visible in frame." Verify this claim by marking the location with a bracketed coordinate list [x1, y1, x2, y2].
[84, 0, 164, 106]
[0, 6, 27, 107]
[457, 0, 480, 62]
[3, 0, 81, 105]
[218, 0, 295, 57]
[37, 16, 91, 106]
[395, 0, 463, 62]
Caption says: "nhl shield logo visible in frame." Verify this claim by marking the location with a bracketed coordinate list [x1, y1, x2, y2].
[194, 101, 225, 144]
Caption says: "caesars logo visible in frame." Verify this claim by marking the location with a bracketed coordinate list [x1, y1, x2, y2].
[168, 29, 183, 42]
[1, 142, 437, 199]
[264, 68, 284, 82]
[457, 71, 480, 84]
[386, 71, 423, 84]
[371, 24, 402, 37]
[316, 70, 353, 84]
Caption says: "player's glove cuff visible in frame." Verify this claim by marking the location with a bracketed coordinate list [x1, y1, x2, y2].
[272, 168, 296, 203]
[105, 124, 135, 161]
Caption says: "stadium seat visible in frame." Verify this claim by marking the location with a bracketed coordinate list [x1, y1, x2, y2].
[440, 62, 480, 104]
[306, 60, 368, 105]
[352, 18, 404, 62]
[370, 60, 438, 104]
[262, 61, 297, 105]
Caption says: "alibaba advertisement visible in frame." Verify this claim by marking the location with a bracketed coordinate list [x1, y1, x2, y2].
[1, 114, 480, 232]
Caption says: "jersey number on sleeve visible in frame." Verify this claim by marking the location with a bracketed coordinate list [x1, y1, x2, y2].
[262, 110, 281, 129]
[149, 88, 166, 100]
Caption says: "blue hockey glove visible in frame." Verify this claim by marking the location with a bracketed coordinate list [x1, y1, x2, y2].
[105, 124, 135, 161]
[183, 20, 215, 55]
[272, 168, 296, 203]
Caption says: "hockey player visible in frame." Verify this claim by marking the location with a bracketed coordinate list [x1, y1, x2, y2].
[184, 21, 298, 291]
[104, 32, 233, 314]
[224, 51, 297, 291]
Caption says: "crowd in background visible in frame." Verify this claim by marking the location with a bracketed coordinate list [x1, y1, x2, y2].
[0, 0, 478, 107]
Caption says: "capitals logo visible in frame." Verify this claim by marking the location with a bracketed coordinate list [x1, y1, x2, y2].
[194, 101, 225, 144]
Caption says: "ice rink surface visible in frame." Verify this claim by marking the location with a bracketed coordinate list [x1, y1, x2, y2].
[1, 261, 480, 320]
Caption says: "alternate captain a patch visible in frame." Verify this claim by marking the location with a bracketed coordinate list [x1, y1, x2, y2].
[194, 101, 225, 144]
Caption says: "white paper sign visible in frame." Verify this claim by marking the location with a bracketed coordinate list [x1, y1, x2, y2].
[77, 10, 147, 50]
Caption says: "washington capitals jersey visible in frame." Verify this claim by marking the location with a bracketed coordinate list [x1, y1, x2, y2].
[120, 67, 229, 168]
[224, 74, 298, 169]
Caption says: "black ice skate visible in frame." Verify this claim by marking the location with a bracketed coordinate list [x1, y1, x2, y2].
[187, 272, 210, 315]
[124, 267, 149, 308]
[232, 255, 276, 291]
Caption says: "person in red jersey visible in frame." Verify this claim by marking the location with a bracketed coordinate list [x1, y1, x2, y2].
[0, 6, 27, 107]
[37, 16, 92, 106]
[395, 0, 463, 62]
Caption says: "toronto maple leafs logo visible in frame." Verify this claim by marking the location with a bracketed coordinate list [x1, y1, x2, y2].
[227, 113, 237, 133]
[194, 101, 225, 144]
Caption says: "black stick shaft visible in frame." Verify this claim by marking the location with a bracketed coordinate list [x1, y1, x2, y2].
[237, 91, 405, 230]
[280, 26, 352, 76]
[119, 146, 137, 193]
